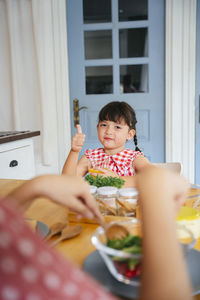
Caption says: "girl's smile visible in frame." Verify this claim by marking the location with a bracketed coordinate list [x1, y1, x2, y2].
[97, 119, 135, 155]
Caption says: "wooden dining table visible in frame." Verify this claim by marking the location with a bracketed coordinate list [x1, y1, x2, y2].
[0, 178, 200, 300]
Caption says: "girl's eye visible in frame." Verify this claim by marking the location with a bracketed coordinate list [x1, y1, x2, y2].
[100, 123, 107, 127]
[115, 126, 121, 129]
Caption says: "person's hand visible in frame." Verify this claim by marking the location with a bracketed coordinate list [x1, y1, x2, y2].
[71, 124, 85, 153]
[39, 175, 103, 222]
[9, 174, 103, 223]
[135, 166, 190, 213]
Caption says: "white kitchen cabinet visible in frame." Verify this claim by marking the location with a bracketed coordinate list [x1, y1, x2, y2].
[0, 138, 35, 179]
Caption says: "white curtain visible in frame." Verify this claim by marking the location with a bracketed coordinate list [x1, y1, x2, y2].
[0, 0, 71, 172]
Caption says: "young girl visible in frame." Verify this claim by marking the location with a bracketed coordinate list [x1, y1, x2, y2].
[62, 101, 150, 187]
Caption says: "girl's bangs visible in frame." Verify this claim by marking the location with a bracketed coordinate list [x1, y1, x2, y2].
[99, 109, 125, 123]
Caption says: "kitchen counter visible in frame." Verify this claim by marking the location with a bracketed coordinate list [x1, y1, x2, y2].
[0, 130, 40, 144]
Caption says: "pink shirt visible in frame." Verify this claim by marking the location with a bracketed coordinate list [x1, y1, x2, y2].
[85, 148, 143, 176]
[0, 200, 118, 300]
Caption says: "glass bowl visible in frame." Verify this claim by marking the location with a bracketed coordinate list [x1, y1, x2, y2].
[91, 218, 196, 286]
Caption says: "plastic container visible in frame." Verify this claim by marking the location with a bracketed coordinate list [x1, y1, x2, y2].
[117, 188, 138, 217]
[96, 186, 118, 216]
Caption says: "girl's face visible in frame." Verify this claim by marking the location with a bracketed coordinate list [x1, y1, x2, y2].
[97, 119, 135, 154]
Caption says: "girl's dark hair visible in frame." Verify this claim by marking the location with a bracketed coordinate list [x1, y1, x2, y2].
[98, 101, 141, 152]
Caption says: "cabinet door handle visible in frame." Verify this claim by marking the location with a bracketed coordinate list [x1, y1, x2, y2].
[9, 160, 18, 167]
[73, 98, 88, 127]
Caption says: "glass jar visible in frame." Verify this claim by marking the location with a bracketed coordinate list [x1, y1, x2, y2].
[117, 188, 138, 217]
[96, 186, 118, 216]
[89, 185, 97, 196]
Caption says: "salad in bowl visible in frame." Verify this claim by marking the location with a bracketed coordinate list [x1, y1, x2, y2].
[91, 218, 195, 286]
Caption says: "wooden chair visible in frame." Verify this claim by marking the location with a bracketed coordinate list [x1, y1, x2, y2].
[153, 162, 182, 174]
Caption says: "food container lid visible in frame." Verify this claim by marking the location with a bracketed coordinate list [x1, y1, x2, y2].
[118, 187, 138, 197]
[89, 185, 97, 194]
[97, 186, 118, 196]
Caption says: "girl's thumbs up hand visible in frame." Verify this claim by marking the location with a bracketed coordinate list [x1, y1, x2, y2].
[71, 124, 85, 153]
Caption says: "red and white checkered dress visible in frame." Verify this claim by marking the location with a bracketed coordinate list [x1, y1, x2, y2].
[85, 148, 143, 176]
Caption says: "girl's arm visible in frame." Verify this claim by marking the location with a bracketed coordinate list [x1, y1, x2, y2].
[76, 154, 92, 177]
[62, 124, 85, 175]
[62, 149, 80, 175]
[136, 166, 192, 300]
[63, 152, 91, 177]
